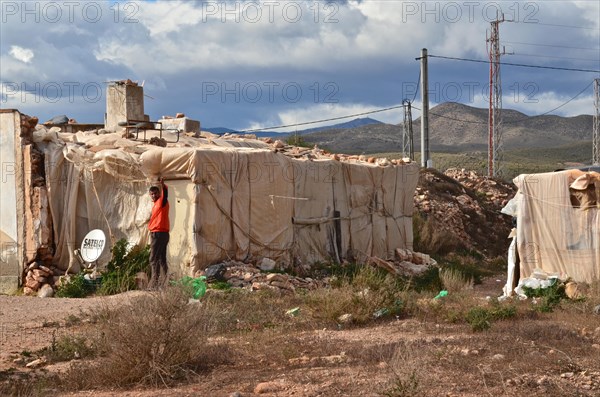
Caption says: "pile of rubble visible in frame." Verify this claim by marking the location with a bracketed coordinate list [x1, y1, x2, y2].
[414, 167, 517, 258]
[211, 135, 409, 166]
[194, 249, 437, 294]
[262, 138, 409, 166]
[23, 262, 63, 297]
[199, 261, 328, 292]
[444, 168, 515, 208]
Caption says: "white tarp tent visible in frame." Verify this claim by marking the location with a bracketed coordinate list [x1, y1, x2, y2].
[503, 169, 599, 289]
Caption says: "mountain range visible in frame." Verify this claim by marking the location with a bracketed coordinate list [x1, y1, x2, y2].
[203, 102, 593, 155]
[202, 117, 382, 138]
[300, 102, 594, 154]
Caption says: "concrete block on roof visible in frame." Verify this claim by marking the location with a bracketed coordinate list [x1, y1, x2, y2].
[158, 117, 200, 137]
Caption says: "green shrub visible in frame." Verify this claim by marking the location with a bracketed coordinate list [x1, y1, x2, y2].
[465, 303, 517, 332]
[465, 307, 492, 331]
[285, 135, 312, 148]
[98, 239, 150, 295]
[409, 266, 442, 292]
[305, 266, 406, 325]
[523, 280, 566, 312]
[208, 281, 232, 290]
[56, 274, 94, 298]
[43, 334, 95, 363]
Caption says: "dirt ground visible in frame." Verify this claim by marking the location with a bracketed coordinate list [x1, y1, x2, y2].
[2, 276, 600, 397]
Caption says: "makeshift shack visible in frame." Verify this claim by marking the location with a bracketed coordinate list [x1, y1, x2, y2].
[503, 169, 600, 294]
[2, 109, 420, 294]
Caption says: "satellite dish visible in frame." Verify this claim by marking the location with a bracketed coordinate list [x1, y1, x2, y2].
[80, 229, 106, 263]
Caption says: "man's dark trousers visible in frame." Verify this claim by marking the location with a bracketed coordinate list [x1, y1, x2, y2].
[150, 231, 169, 286]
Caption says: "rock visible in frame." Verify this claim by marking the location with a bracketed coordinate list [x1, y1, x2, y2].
[37, 284, 54, 298]
[376, 158, 391, 166]
[45, 115, 69, 125]
[176, 113, 185, 118]
[38, 265, 54, 275]
[33, 268, 50, 278]
[149, 137, 167, 147]
[270, 280, 294, 291]
[491, 354, 505, 361]
[25, 278, 41, 290]
[25, 358, 46, 368]
[229, 393, 243, 397]
[259, 258, 276, 271]
[135, 272, 148, 290]
[273, 140, 285, 149]
[254, 381, 284, 394]
[266, 273, 286, 283]
[12, 357, 25, 365]
[338, 314, 353, 324]
[593, 304, 600, 315]
[23, 287, 36, 295]
[205, 263, 228, 282]
[565, 282, 582, 299]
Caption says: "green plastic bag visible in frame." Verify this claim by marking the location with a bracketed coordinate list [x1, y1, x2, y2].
[172, 276, 207, 299]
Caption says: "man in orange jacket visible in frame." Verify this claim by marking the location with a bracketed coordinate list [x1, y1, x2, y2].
[148, 177, 170, 288]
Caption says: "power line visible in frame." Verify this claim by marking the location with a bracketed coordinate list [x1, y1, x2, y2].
[502, 41, 600, 51]
[515, 21, 599, 30]
[428, 54, 600, 73]
[237, 104, 404, 133]
[522, 80, 594, 118]
[409, 69, 421, 102]
[410, 80, 594, 125]
[237, 80, 594, 133]
[510, 53, 600, 62]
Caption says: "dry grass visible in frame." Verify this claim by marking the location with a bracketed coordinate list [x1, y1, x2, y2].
[63, 286, 231, 389]
[304, 266, 404, 325]
[5, 266, 600, 396]
[439, 267, 474, 293]
[413, 213, 463, 255]
[381, 342, 431, 397]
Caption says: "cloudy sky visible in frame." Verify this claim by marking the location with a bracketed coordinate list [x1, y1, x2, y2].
[1, 0, 599, 131]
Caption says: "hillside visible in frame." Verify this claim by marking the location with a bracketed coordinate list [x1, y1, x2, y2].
[203, 117, 382, 137]
[301, 102, 593, 154]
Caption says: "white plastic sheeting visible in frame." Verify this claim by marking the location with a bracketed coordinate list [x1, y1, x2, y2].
[511, 169, 599, 284]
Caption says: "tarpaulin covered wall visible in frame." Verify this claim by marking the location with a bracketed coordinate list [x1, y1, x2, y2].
[513, 170, 600, 283]
[36, 130, 419, 276]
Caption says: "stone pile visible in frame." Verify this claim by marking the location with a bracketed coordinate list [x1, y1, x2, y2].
[195, 261, 328, 292]
[444, 168, 514, 208]
[261, 138, 409, 166]
[195, 249, 437, 294]
[23, 262, 63, 297]
[414, 168, 517, 258]
[368, 249, 437, 277]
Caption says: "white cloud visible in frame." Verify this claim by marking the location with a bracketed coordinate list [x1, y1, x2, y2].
[9, 46, 34, 63]
[1, 0, 596, 127]
[470, 89, 595, 117]
[245, 102, 405, 132]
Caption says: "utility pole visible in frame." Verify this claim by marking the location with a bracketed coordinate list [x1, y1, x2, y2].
[593, 78, 600, 165]
[419, 48, 430, 168]
[487, 14, 506, 177]
[402, 99, 414, 160]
